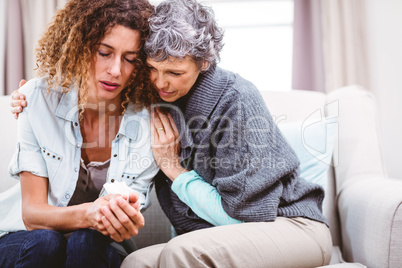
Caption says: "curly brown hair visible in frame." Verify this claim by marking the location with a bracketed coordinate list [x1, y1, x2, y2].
[35, 0, 161, 116]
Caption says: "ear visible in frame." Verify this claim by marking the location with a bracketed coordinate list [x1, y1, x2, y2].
[201, 61, 209, 71]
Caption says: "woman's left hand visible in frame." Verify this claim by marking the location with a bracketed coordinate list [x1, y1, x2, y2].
[100, 193, 144, 242]
[151, 108, 188, 181]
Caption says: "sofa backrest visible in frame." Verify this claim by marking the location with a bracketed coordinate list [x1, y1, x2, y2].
[259, 89, 341, 246]
[327, 85, 387, 193]
[0, 95, 18, 193]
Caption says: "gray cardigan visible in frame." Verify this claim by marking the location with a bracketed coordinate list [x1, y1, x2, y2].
[155, 66, 327, 235]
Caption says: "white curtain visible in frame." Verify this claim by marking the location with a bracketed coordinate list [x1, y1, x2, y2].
[292, 0, 325, 92]
[0, 0, 66, 95]
[321, 0, 370, 92]
[5, 0, 25, 95]
[20, 0, 66, 81]
[0, 0, 7, 95]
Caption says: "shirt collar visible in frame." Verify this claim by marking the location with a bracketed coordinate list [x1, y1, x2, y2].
[184, 66, 230, 120]
[118, 102, 145, 141]
[55, 89, 144, 141]
[55, 89, 79, 123]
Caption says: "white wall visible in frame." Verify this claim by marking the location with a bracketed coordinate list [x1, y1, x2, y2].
[366, 0, 402, 178]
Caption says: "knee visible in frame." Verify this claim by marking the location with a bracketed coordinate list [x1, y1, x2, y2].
[67, 229, 113, 255]
[159, 236, 203, 267]
[68, 228, 108, 248]
[27, 230, 67, 259]
[66, 229, 120, 267]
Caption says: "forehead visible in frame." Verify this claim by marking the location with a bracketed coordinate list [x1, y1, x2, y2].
[146, 56, 196, 69]
[101, 25, 141, 51]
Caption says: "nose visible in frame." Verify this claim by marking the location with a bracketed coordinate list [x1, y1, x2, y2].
[107, 57, 122, 77]
[153, 73, 168, 90]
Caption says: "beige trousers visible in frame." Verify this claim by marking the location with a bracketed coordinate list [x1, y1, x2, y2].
[121, 217, 332, 268]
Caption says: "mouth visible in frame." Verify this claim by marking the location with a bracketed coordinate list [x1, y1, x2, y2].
[157, 89, 174, 97]
[100, 81, 121, 91]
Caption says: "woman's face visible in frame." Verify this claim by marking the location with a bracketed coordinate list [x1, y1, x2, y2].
[89, 25, 141, 103]
[146, 56, 207, 102]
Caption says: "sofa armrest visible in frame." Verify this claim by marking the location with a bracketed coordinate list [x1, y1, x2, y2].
[338, 177, 402, 268]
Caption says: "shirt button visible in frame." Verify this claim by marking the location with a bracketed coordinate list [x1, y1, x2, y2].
[111, 179, 115, 183]
[74, 122, 78, 127]
[65, 194, 70, 199]
[113, 154, 117, 157]
[76, 144, 80, 148]
[74, 167, 78, 172]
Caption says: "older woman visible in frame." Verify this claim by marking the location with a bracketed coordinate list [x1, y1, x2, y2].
[127, 0, 332, 267]
[0, 0, 159, 267]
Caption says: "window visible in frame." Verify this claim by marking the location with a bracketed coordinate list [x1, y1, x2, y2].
[149, 0, 294, 91]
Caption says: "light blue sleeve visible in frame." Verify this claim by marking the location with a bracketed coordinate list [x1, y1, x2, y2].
[8, 79, 48, 179]
[171, 170, 243, 226]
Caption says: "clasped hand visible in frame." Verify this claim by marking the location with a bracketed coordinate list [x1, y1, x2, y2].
[151, 107, 188, 181]
[87, 192, 144, 242]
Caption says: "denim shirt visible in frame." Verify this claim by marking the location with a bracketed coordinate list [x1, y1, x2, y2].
[0, 77, 159, 236]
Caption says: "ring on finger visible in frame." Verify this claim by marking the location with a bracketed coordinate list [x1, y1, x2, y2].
[157, 127, 164, 131]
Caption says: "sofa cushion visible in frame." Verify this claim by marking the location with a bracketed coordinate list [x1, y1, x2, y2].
[277, 117, 337, 196]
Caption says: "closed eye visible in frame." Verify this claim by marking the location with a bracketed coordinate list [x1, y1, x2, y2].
[98, 51, 110, 57]
[125, 58, 136, 64]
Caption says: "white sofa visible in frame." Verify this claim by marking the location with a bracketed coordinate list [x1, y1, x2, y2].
[1, 85, 401, 267]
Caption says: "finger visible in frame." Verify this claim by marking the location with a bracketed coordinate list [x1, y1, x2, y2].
[127, 192, 139, 204]
[167, 113, 181, 152]
[152, 109, 165, 133]
[10, 106, 22, 115]
[167, 113, 180, 139]
[115, 197, 142, 234]
[101, 215, 124, 242]
[130, 199, 140, 210]
[112, 197, 143, 239]
[10, 99, 26, 108]
[101, 206, 126, 241]
[157, 111, 178, 147]
[102, 194, 121, 201]
[119, 197, 145, 230]
[11, 89, 25, 100]
[19, 79, 27, 88]
[158, 111, 173, 134]
[95, 223, 109, 236]
[108, 198, 136, 239]
[115, 194, 144, 228]
[151, 115, 159, 141]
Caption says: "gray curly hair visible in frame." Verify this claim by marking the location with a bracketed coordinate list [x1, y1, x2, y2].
[144, 0, 224, 71]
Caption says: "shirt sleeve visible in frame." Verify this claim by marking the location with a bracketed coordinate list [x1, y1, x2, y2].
[171, 170, 243, 226]
[8, 80, 48, 179]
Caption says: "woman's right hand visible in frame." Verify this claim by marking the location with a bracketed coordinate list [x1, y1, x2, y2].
[85, 194, 119, 237]
[10, 79, 27, 119]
